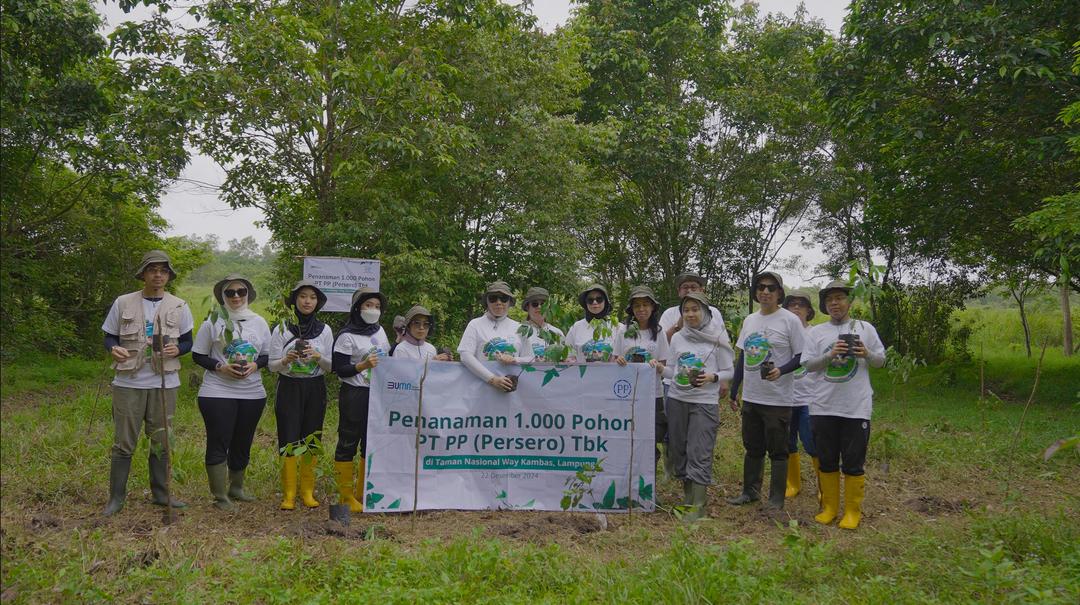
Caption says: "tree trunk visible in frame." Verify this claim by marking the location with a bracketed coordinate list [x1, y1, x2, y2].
[1062, 280, 1074, 357]
[1018, 297, 1032, 358]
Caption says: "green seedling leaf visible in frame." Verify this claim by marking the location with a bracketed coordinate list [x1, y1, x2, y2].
[521, 364, 537, 373]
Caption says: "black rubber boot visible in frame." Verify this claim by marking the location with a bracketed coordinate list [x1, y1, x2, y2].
[103, 456, 131, 516]
[727, 454, 764, 505]
[228, 468, 256, 502]
[765, 457, 788, 510]
[149, 454, 187, 508]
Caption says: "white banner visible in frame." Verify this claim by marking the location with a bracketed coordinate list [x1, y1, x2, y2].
[365, 358, 656, 513]
[301, 257, 380, 312]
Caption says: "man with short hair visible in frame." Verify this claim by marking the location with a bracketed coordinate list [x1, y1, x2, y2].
[100, 250, 194, 516]
[658, 273, 723, 343]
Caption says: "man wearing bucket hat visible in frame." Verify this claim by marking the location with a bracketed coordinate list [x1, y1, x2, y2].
[803, 279, 886, 530]
[781, 290, 820, 500]
[726, 271, 806, 512]
[457, 281, 521, 391]
[331, 287, 391, 512]
[614, 286, 670, 465]
[268, 281, 333, 510]
[658, 273, 723, 343]
[101, 250, 195, 516]
[565, 284, 618, 363]
[191, 274, 271, 510]
[516, 287, 566, 362]
[392, 305, 452, 361]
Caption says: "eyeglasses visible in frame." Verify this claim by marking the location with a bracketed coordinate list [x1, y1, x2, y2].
[755, 284, 779, 293]
[224, 288, 248, 298]
[410, 321, 432, 329]
[528, 301, 543, 309]
[487, 294, 510, 304]
[586, 297, 605, 304]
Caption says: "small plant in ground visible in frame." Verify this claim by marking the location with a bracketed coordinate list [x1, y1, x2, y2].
[561, 460, 603, 511]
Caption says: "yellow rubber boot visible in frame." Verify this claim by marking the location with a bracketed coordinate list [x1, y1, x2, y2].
[815, 471, 840, 525]
[838, 474, 866, 530]
[810, 456, 822, 506]
[279, 456, 297, 510]
[785, 452, 801, 498]
[335, 460, 363, 513]
[299, 456, 320, 508]
[353, 456, 366, 511]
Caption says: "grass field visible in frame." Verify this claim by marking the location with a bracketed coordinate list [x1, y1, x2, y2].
[1, 319, 1077, 603]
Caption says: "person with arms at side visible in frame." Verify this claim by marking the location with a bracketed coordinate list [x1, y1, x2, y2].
[457, 281, 521, 392]
[101, 250, 194, 516]
[391, 305, 452, 361]
[191, 275, 271, 511]
[781, 290, 820, 500]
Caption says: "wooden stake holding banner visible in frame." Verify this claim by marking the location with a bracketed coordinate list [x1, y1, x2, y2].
[412, 357, 430, 525]
[153, 316, 176, 525]
[625, 369, 640, 524]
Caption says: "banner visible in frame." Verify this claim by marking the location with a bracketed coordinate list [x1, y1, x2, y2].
[365, 358, 656, 513]
[301, 257, 380, 312]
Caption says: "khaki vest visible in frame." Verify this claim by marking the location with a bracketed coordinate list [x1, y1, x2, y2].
[112, 291, 187, 375]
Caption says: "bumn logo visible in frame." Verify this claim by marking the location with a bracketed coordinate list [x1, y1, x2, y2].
[612, 379, 632, 399]
[386, 381, 419, 391]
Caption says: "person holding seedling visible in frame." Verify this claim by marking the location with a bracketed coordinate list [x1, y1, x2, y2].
[803, 279, 886, 530]
[661, 292, 734, 522]
[457, 281, 522, 392]
[565, 284, 618, 363]
[781, 290, 820, 500]
[391, 305, 452, 361]
[726, 271, 805, 512]
[191, 274, 271, 511]
[515, 287, 567, 362]
[332, 288, 391, 512]
[268, 281, 333, 510]
[614, 286, 670, 465]
[101, 250, 194, 516]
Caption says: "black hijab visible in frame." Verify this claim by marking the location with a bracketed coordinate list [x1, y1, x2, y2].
[338, 291, 385, 338]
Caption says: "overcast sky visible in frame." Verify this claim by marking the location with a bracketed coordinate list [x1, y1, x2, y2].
[101, 1, 847, 284]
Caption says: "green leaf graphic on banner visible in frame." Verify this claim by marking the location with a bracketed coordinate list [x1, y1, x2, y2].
[600, 480, 616, 509]
[521, 365, 537, 373]
[638, 476, 654, 501]
[366, 481, 373, 490]
[578, 365, 587, 378]
[496, 490, 507, 499]
[387, 498, 401, 510]
[616, 496, 629, 509]
[367, 492, 384, 508]
[523, 499, 535, 508]
[542, 368, 559, 386]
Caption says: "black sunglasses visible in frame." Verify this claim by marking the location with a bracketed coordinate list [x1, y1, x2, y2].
[224, 288, 248, 298]
[487, 294, 510, 303]
[410, 321, 432, 329]
[527, 300, 543, 308]
[755, 284, 779, 293]
[586, 296, 605, 304]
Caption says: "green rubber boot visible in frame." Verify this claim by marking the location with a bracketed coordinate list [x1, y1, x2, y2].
[228, 468, 257, 502]
[102, 456, 131, 517]
[684, 483, 709, 522]
[206, 463, 235, 511]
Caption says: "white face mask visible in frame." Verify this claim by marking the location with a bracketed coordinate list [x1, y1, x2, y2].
[360, 308, 381, 324]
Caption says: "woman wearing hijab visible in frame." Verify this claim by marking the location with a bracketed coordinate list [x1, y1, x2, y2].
[565, 284, 617, 363]
[268, 281, 332, 510]
[191, 274, 271, 511]
[517, 287, 566, 362]
[391, 305, 452, 361]
[661, 292, 735, 522]
[331, 288, 390, 512]
[457, 281, 521, 391]
[614, 286, 670, 465]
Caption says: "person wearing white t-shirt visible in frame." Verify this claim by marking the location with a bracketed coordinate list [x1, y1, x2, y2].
[781, 290, 820, 501]
[331, 288, 391, 513]
[267, 281, 333, 511]
[803, 280, 886, 530]
[457, 281, 521, 392]
[391, 305, 452, 362]
[726, 271, 805, 512]
[658, 274, 724, 395]
[515, 287, 567, 362]
[613, 286, 669, 466]
[565, 284, 618, 363]
[191, 275, 271, 511]
[660, 292, 734, 522]
[100, 250, 194, 516]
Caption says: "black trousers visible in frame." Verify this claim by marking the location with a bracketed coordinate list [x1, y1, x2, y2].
[811, 415, 871, 476]
[335, 384, 370, 462]
[655, 396, 668, 443]
[197, 396, 267, 469]
[740, 401, 791, 461]
[275, 375, 328, 452]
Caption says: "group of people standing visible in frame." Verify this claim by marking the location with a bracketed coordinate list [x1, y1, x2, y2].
[101, 249, 884, 530]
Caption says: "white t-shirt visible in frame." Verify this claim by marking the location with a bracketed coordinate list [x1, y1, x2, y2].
[565, 318, 617, 363]
[193, 316, 271, 399]
[269, 323, 333, 378]
[391, 340, 439, 361]
[658, 304, 724, 385]
[457, 315, 521, 360]
[791, 324, 819, 407]
[805, 320, 885, 420]
[102, 297, 195, 390]
[334, 328, 390, 388]
[735, 308, 805, 407]
[517, 322, 566, 362]
[666, 330, 735, 406]
[615, 324, 670, 397]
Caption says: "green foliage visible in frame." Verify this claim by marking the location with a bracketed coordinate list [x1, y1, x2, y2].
[560, 459, 603, 511]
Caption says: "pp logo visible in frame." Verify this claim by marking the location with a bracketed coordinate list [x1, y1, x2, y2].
[613, 379, 632, 399]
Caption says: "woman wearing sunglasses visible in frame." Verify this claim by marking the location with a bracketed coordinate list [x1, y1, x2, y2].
[268, 281, 333, 510]
[391, 305, 452, 361]
[614, 286, 670, 465]
[191, 275, 271, 511]
[457, 281, 521, 391]
[565, 284, 617, 363]
[331, 288, 390, 512]
[517, 287, 565, 362]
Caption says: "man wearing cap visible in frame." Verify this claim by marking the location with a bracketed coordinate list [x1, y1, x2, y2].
[726, 271, 805, 512]
[100, 250, 194, 516]
[517, 287, 565, 362]
[781, 290, 820, 500]
[457, 281, 521, 391]
[658, 273, 724, 344]
[803, 280, 886, 529]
